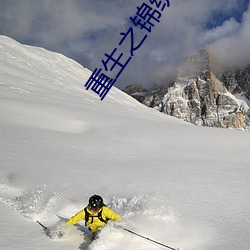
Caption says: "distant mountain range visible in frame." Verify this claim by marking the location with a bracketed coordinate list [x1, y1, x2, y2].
[123, 49, 250, 130]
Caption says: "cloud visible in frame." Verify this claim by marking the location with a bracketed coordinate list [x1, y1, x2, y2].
[200, 18, 240, 45]
[209, 3, 250, 69]
[0, 0, 249, 88]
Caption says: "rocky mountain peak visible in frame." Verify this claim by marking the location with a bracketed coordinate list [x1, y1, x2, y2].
[123, 49, 250, 130]
[177, 49, 210, 78]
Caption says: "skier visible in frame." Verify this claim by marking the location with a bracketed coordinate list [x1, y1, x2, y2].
[66, 194, 122, 239]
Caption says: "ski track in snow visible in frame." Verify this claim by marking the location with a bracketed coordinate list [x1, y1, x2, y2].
[0, 99, 91, 134]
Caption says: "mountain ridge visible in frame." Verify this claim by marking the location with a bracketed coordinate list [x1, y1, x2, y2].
[123, 49, 250, 130]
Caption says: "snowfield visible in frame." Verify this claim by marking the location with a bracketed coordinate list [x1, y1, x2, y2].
[0, 35, 250, 250]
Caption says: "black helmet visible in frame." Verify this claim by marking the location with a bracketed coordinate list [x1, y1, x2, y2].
[89, 195, 104, 210]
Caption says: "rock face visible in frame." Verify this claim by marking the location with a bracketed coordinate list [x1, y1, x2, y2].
[218, 66, 250, 100]
[123, 49, 250, 130]
[123, 84, 148, 103]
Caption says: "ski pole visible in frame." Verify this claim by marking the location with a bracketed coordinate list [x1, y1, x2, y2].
[122, 227, 180, 250]
[37, 220, 48, 231]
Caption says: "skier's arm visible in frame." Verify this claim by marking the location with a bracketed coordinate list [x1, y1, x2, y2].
[104, 207, 122, 222]
[67, 209, 85, 225]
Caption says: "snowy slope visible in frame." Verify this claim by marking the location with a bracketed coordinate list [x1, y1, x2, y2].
[0, 36, 250, 250]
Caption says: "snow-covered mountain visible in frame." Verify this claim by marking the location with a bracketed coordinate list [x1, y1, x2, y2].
[0, 36, 250, 250]
[124, 49, 250, 130]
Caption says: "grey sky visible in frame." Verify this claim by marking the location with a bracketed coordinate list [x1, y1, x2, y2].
[0, 0, 249, 89]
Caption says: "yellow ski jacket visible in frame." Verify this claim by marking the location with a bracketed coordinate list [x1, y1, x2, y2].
[67, 206, 121, 233]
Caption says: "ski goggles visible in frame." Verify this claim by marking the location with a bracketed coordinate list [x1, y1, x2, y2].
[90, 205, 101, 212]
